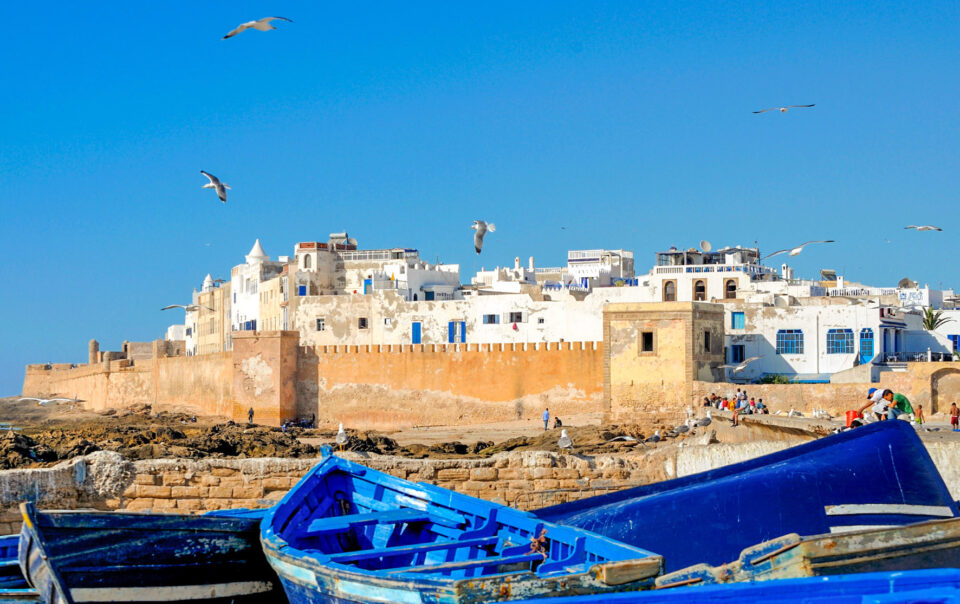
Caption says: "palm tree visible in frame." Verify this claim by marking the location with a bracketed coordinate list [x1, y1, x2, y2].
[922, 307, 953, 331]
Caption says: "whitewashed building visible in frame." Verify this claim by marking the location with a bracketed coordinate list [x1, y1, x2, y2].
[230, 239, 287, 333]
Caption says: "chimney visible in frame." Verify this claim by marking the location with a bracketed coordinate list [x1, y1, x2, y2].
[514, 257, 521, 270]
[529, 256, 535, 271]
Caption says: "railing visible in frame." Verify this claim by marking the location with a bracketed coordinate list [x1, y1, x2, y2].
[878, 352, 956, 363]
[534, 267, 564, 274]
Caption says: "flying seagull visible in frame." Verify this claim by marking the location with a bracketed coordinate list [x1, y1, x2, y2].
[762, 240, 835, 260]
[19, 397, 77, 406]
[905, 225, 943, 232]
[716, 356, 762, 374]
[201, 171, 230, 202]
[336, 422, 348, 451]
[223, 17, 293, 39]
[160, 304, 214, 312]
[471, 220, 496, 254]
[557, 429, 573, 450]
[753, 104, 815, 114]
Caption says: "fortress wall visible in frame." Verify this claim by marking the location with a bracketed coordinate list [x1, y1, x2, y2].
[154, 352, 234, 418]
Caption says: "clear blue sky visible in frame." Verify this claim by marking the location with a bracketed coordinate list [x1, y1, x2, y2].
[2, 1, 958, 394]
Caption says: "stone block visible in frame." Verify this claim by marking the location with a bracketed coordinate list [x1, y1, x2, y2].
[201, 475, 221, 487]
[497, 468, 523, 480]
[176, 499, 203, 511]
[152, 498, 178, 509]
[262, 477, 296, 490]
[217, 476, 245, 487]
[233, 486, 264, 500]
[534, 479, 560, 490]
[211, 468, 236, 477]
[125, 498, 155, 511]
[202, 499, 232, 511]
[122, 485, 137, 498]
[171, 486, 204, 499]
[470, 467, 498, 481]
[137, 485, 171, 499]
[161, 472, 186, 486]
[532, 467, 554, 480]
[553, 468, 580, 480]
[134, 474, 159, 485]
[436, 469, 470, 481]
[103, 498, 123, 509]
[208, 486, 233, 499]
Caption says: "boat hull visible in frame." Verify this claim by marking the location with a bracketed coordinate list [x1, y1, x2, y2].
[18, 503, 286, 604]
[535, 421, 960, 572]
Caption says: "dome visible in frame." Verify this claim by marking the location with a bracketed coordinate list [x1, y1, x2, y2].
[201, 274, 214, 292]
[245, 238, 269, 264]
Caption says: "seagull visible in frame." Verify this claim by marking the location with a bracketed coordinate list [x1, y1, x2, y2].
[645, 430, 661, 443]
[696, 410, 713, 427]
[201, 171, 230, 202]
[335, 423, 348, 451]
[471, 221, 496, 254]
[161, 304, 214, 312]
[904, 225, 943, 232]
[753, 104, 815, 114]
[557, 429, 573, 450]
[716, 356, 762, 374]
[19, 397, 76, 406]
[213, 278, 227, 285]
[673, 421, 691, 435]
[223, 17, 293, 40]
[605, 435, 638, 443]
[788, 408, 803, 417]
[762, 240, 835, 260]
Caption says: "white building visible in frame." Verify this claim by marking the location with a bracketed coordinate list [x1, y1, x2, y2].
[230, 239, 287, 333]
[165, 324, 185, 341]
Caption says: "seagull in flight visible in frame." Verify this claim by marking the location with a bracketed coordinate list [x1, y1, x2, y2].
[716, 356, 762, 374]
[19, 397, 77, 406]
[201, 171, 230, 202]
[471, 220, 496, 254]
[223, 17, 293, 39]
[753, 104, 815, 114]
[905, 225, 942, 232]
[763, 240, 835, 260]
[161, 304, 214, 312]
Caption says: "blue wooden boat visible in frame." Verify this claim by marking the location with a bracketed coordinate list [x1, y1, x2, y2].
[0, 535, 37, 603]
[512, 568, 960, 603]
[655, 516, 960, 587]
[535, 420, 960, 572]
[261, 455, 664, 603]
[18, 502, 287, 604]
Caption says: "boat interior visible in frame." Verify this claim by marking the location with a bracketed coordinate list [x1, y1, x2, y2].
[269, 458, 655, 581]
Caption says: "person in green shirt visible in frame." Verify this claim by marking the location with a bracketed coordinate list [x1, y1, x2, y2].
[881, 389, 913, 421]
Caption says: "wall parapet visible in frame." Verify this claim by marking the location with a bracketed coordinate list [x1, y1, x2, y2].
[300, 341, 601, 355]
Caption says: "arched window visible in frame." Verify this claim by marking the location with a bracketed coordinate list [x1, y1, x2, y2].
[663, 280, 676, 302]
[303, 254, 312, 269]
[694, 280, 706, 301]
[725, 279, 737, 299]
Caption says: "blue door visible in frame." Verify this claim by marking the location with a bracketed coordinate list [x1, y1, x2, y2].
[448, 321, 455, 343]
[412, 322, 421, 344]
[459, 321, 466, 343]
[859, 329, 874, 364]
[363, 278, 372, 294]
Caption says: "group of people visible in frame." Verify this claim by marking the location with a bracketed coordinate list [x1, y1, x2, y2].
[857, 388, 918, 424]
[542, 408, 562, 430]
[703, 390, 769, 418]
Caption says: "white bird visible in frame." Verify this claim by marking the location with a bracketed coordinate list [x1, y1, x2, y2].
[673, 421, 690, 435]
[19, 397, 76, 406]
[645, 430, 661, 443]
[558, 429, 573, 450]
[335, 423, 348, 451]
[905, 225, 943, 232]
[753, 104, 815, 114]
[160, 304, 214, 312]
[716, 356, 762, 374]
[788, 408, 803, 417]
[471, 220, 496, 254]
[763, 240, 835, 260]
[696, 410, 713, 427]
[201, 171, 231, 203]
[223, 17, 293, 40]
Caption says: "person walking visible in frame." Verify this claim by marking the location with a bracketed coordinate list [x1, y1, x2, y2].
[248, 407, 254, 425]
[542, 408, 550, 431]
[951, 403, 959, 432]
[914, 404, 925, 425]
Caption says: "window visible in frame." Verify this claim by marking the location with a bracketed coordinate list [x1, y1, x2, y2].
[950, 335, 960, 351]
[448, 321, 466, 343]
[298, 285, 307, 296]
[358, 318, 368, 329]
[694, 280, 706, 301]
[509, 312, 523, 323]
[185, 327, 192, 337]
[725, 279, 737, 299]
[662, 280, 676, 302]
[384, 318, 392, 326]
[776, 329, 804, 354]
[826, 329, 854, 354]
[303, 254, 311, 269]
[641, 331, 654, 353]
[483, 314, 500, 325]
[731, 312, 745, 330]
[730, 344, 745, 363]
[538, 317, 545, 324]
[316, 318, 325, 331]
[704, 330, 711, 352]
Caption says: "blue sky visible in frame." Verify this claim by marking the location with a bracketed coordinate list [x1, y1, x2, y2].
[1, 1, 958, 394]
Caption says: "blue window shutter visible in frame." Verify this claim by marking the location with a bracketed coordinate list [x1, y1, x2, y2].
[460, 321, 466, 343]
[448, 322, 455, 343]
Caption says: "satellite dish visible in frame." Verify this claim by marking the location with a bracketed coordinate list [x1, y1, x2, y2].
[897, 277, 917, 289]
[774, 296, 790, 308]
[700, 240, 712, 253]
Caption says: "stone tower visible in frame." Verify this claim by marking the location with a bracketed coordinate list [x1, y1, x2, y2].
[88, 339, 99, 364]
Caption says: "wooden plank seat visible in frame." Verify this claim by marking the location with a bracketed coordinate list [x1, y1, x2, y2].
[351, 492, 467, 528]
[305, 509, 432, 536]
[328, 536, 499, 564]
[385, 553, 544, 575]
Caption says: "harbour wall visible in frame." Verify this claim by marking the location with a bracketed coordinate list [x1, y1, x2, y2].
[4, 436, 960, 536]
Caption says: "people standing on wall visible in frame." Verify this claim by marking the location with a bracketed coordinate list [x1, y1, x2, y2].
[542, 408, 550, 431]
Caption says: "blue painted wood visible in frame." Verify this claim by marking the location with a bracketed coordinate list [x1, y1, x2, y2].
[535, 420, 960, 572]
[0, 536, 28, 590]
[18, 503, 287, 603]
[261, 455, 663, 603]
[513, 568, 960, 603]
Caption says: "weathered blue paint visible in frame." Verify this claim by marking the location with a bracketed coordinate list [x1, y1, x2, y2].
[535, 421, 960, 572]
[261, 456, 663, 604]
[18, 502, 287, 603]
[0, 534, 36, 602]
[514, 568, 960, 603]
